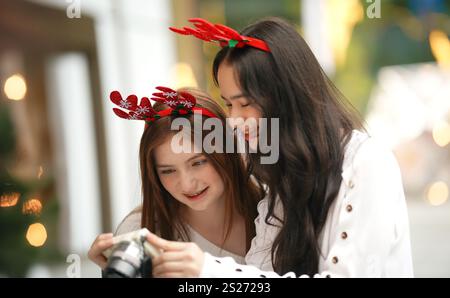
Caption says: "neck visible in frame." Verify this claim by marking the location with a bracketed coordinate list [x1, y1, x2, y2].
[184, 197, 228, 234]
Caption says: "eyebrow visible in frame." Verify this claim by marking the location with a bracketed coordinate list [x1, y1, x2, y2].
[220, 93, 245, 101]
[156, 154, 204, 168]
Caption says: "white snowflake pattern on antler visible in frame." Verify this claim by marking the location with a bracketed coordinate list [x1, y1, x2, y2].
[128, 113, 140, 120]
[165, 100, 177, 106]
[136, 106, 150, 115]
[119, 100, 132, 109]
[163, 92, 178, 99]
[179, 100, 194, 108]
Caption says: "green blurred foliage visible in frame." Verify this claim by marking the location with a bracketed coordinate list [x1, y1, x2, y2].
[0, 103, 62, 277]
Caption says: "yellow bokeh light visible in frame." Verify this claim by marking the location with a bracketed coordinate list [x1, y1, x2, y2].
[427, 181, 449, 206]
[3, 74, 27, 101]
[327, 0, 364, 66]
[432, 121, 450, 147]
[26, 223, 47, 247]
[22, 198, 43, 215]
[172, 63, 198, 89]
[429, 30, 450, 68]
[0, 192, 20, 207]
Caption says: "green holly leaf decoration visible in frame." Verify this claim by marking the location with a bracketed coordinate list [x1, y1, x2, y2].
[228, 40, 239, 48]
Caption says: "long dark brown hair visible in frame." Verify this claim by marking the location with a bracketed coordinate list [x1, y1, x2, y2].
[213, 17, 363, 275]
[140, 88, 263, 251]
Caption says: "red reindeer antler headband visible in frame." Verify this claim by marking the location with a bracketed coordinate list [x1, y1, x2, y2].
[110, 86, 218, 125]
[169, 18, 270, 52]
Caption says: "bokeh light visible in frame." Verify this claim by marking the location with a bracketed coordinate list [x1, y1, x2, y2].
[22, 199, 43, 215]
[173, 62, 198, 89]
[3, 74, 27, 101]
[427, 181, 449, 206]
[0, 192, 20, 207]
[26, 223, 47, 247]
[429, 30, 450, 68]
[432, 121, 450, 147]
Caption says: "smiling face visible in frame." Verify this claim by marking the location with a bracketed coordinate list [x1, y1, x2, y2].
[153, 135, 226, 212]
[217, 62, 262, 142]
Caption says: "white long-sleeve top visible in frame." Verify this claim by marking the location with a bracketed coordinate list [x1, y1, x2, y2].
[200, 130, 414, 278]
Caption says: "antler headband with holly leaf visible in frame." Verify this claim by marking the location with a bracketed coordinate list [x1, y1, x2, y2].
[110, 86, 218, 125]
[169, 18, 270, 52]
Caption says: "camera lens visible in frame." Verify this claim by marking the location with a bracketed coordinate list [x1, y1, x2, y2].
[104, 241, 143, 278]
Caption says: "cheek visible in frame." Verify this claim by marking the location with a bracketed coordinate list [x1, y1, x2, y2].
[248, 106, 262, 120]
[202, 165, 225, 193]
[158, 175, 178, 195]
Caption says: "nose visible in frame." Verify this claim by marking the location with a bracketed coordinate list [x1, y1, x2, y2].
[180, 171, 197, 194]
[229, 106, 245, 120]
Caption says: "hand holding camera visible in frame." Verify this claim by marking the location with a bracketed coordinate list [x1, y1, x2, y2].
[88, 233, 114, 269]
[146, 232, 205, 278]
[88, 228, 205, 278]
[88, 228, 161, 278]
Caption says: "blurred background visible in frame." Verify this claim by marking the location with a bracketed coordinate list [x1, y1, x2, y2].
[0, 0, 449, 277]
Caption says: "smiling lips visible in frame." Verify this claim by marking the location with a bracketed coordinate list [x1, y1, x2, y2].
[244, 130, 259, 141]
[184, 187, 209, 201]
[240, 125, 259, 141]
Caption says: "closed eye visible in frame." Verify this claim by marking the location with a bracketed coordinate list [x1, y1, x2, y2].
[160, 169, 175, 175]
[192, 159, 208, 167]
[224, 102, 250, 108]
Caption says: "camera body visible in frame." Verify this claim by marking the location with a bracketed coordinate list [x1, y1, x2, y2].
[102, 228, 160, 278]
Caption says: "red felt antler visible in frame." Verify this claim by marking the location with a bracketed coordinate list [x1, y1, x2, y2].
[151, 86, 196, 110]
[110, 91, 156, 121]
[110, 86, 218, 125]
[169, 18, 270, 52]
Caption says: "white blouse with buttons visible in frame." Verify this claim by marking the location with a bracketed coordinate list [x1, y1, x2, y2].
[199, 130, 414, 278]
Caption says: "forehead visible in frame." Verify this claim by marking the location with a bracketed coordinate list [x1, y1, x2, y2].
[153, 136, 202, 164]
[217, 63, 242, 95]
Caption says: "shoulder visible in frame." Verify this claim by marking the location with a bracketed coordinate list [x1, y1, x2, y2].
[343, 130, 401, 181]
[341, 130, 405, 209]
[115, 206, 142, 236]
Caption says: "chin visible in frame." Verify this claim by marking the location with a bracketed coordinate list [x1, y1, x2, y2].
[189, 204, 209, 212]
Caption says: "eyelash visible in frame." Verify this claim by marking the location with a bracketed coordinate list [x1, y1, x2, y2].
[159, 159, 207, 174]
[192, 159, 207, 167]
[160, 169, 175, 175]
[225, 103, 251, 108]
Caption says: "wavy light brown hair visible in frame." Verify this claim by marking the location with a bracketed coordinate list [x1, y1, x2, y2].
[140, 88, 263, 250]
